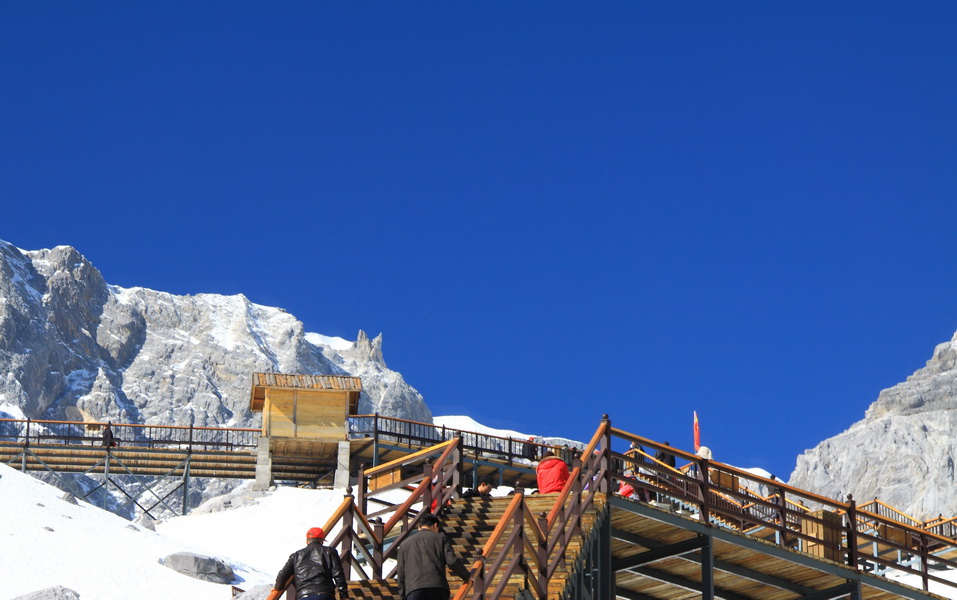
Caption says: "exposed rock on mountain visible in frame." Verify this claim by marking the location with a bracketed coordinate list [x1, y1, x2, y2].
[789, 332, 957, 521]
[0, 241, 433, 514]
[0, 241, 431, 426]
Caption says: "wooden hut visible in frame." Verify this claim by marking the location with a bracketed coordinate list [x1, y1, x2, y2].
[249, 372, 362, 457]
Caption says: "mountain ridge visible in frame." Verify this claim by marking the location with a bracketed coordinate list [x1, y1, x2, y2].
[789, 330, 957, 520]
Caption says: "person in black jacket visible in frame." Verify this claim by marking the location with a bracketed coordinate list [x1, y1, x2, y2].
[461, 479, 492, 499]
[101, 422, 115, 448]
[396, 513, 471, 600]
[274, 527, 348, 600]
[654, 441, 676, 469]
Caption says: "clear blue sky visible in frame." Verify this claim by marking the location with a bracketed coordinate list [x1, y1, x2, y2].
[3, 3, 956, 479]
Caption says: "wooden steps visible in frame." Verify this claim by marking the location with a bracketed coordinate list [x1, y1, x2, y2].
[426, 493, 604, 600]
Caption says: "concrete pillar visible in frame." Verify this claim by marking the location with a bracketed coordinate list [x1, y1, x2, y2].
[334, 440, 351, 489]
[253, 436, 272, 490]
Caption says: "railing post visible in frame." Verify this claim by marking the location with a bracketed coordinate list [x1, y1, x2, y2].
[775, 486, 788, 546]
[453, 437, 463, 495]
[919, 531, 929, 591]
[537, 510, 548, 600]
[424, 461, 434, 513]
[846, 494, 858, 568]
[600, 414, 612, 494]
[25, 418, 31, 447]
[513, 494, 526, 585]
[698, 458, 711, 526]
[474, 555, 487, 600]
[372, 412, 380, 467]
[342, 487, 355, 579]
[373, 517, 384, 579]
[182, 458, 191, 516]
[357, 464, 368, 514]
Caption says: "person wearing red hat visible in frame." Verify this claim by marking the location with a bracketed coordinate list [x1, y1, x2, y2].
[273, 526, 348, 600]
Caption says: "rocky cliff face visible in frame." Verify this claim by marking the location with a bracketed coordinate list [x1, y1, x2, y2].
[789, 332, 957, 521]
[0, 241, 433, 515]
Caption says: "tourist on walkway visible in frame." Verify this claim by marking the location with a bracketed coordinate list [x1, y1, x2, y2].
[396, 513, 471, 600]
[462, 478, 493, 498]
[273, 527, 348, 600]
[536, 451, 570, 493]
[101, 422, 115, 448]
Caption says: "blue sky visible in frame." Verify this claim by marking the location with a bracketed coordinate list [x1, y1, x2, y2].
[3, 3, 956, 479]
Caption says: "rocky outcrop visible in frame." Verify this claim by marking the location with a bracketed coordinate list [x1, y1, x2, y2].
[789, 331, 957, 520]
[161, 552, 236, 584]
[10, 586, 81, 600]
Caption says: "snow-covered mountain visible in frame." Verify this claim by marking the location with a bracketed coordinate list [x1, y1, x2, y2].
[789, 330, 957, 520]
[0, 241, 432, 515]
[0, 241, 431, 426]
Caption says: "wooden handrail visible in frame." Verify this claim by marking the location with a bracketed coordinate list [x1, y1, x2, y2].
[363, 437, 459, 478]
[0, 417, 260, 433]
[351, 414, 555, 457]
[481, 492, 526, 556]
[546, 419, 608, 527]
[857, 498, 922, 525]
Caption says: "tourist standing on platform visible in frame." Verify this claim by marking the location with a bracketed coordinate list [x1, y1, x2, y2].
[654, 442, 676, 469]
[101, 422, 115, 448]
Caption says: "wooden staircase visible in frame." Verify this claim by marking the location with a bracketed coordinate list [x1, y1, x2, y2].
[339, 492, 607, 600]
[445, 492, 605, 600]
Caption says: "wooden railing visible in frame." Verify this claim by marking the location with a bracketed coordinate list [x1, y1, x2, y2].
[925, 515, 957, 539]
[454, 492, 550, 600]
[349, 413, 559, 466]
[857, 498, 923, 529]
[317, 437, 466, 580]
[453, 418, 612, 600]
[0, 418, 260, 451]
[608, 427, 957, 595]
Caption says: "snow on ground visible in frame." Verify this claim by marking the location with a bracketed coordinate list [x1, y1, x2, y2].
[1, 459, 514, 600]
[433, 415, 532, 440]
[0, 463, 349, 600]
[305, 332, 354, 352]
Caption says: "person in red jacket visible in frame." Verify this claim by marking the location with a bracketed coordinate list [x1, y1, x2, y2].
[536, 451, 570, 493]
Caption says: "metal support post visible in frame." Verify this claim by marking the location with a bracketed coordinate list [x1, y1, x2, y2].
[700, 534, 715, 600]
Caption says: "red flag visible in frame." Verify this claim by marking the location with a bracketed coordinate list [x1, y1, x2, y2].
[693, 411, 701, 452]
